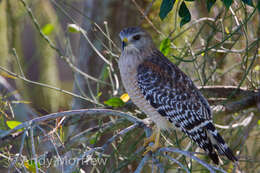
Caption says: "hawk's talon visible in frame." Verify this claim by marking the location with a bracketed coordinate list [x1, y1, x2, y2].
[143, 131, 156, 147]
[143, 143, 163, 155]
[143, 129, 161, 156]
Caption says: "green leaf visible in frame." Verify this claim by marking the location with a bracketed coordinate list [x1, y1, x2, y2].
[207, 0, 216, 12]
[102, 66, 109, 81]
[254, 65, 260, 71]
[241, 0, 254, 6]
[222, 0, 233, 8]
[89, 132, 100, 145]
[96, 92, 102, 98]
[67, 24, 81, 33]
[6, 121, 22, 131]
[258, 1, 260, 12]
[159, 0, 176, 20]
[89, 137, 96, 145]
[104, 97, 125, 107]
[160, 38, 171, 56]
[25, 160, 41, 173]
[178, 2, 191, 27]
[41, 23, 54, 35]
[185, 0, 194, 1]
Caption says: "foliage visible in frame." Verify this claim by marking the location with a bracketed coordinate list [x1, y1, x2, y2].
[104, 97, 125, 107]
[159, 38, 171, 56]
[159, 0, 256, 26]
[6, 120, 22, 132]
[41, 23, 54, 35]
[159, 0, 176, 20]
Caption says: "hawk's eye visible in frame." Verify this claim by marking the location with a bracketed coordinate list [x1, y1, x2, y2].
[133, 35, 141, 41]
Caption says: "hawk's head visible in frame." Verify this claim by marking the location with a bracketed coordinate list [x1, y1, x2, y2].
[119, 27, 154, 52]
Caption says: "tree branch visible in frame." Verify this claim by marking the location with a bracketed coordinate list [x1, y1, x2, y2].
[198, 86, 258, 115]
[0, 109, 145, 140]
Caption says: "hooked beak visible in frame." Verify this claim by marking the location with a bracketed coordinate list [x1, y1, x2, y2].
[122, 37, 128, 50]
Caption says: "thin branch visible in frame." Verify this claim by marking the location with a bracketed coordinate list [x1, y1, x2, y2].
[30, 127, 39, 173]
[215, 113, 254, 129]
[79, 28, 112, 67]
[158, 148, 227, 173]
[134, 154, 150, 173]
[65, 118, 126, 148]
[151, 156, 165, 173]
[19, 0, 110, 86]
[101, 123, 139, 151]
[0, 65, 102, 106]
[51, 0, 121, 52]
[131, 0, 164, 36]
[163, 154, 190, 173]
[0, 109, 145, 139]
[12, 48, 25, 77]
[8, 131, 27, 173]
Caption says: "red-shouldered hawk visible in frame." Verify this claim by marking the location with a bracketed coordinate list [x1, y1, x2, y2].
[118, 27, 237, 164]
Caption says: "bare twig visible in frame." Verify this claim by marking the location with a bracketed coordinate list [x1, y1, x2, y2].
[30, 126, 39, 173]
[158, 148, 227, 173]
[8, 131, 27, 173]
[12, 48, 25, 77]
[65, 118, 126, 148]
[134, 154, 150, 173]
[151, 156, 165, 173]
[0, 65, 102, 106]
[0, 109, 144, 139]
[0, 76, 37, 120]
[163, 154, 190, 173]
[131, 0, 164, 36]
[19, 0, 110, 86]
[101, 123, 139, 151]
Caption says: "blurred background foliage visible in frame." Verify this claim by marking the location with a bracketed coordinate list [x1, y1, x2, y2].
[0, 0, 259, 172]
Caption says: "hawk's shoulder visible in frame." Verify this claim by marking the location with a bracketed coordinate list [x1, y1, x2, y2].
[137, 50, 212, 120]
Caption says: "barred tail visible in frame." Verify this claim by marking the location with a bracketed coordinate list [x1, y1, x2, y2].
[208, 150, 220, 165]
[206, 123, 238, 162]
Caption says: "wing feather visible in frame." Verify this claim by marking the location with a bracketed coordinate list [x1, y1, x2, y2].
[137, 50, 221, 164]
[137, 50, 212, 126]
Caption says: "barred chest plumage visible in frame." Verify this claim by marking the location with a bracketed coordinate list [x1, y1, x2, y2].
[118, 51, 172, 130]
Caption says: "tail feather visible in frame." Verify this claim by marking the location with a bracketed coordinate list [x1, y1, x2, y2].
[208, 151, 219, 165]
[187, 128, 220, 164]
[206, 123, 238, 162]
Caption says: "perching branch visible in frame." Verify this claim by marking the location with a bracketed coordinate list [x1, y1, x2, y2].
[0, 107, 231, 173]
[158, 148, 227, 173]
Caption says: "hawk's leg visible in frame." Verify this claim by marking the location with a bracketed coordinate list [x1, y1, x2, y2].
[143, 128, 162, 155]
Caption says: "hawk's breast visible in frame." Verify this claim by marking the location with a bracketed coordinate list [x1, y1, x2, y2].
[118, 53, 172, 130]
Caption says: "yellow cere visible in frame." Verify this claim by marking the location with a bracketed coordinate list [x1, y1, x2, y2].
[123, 37, 128, 43]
